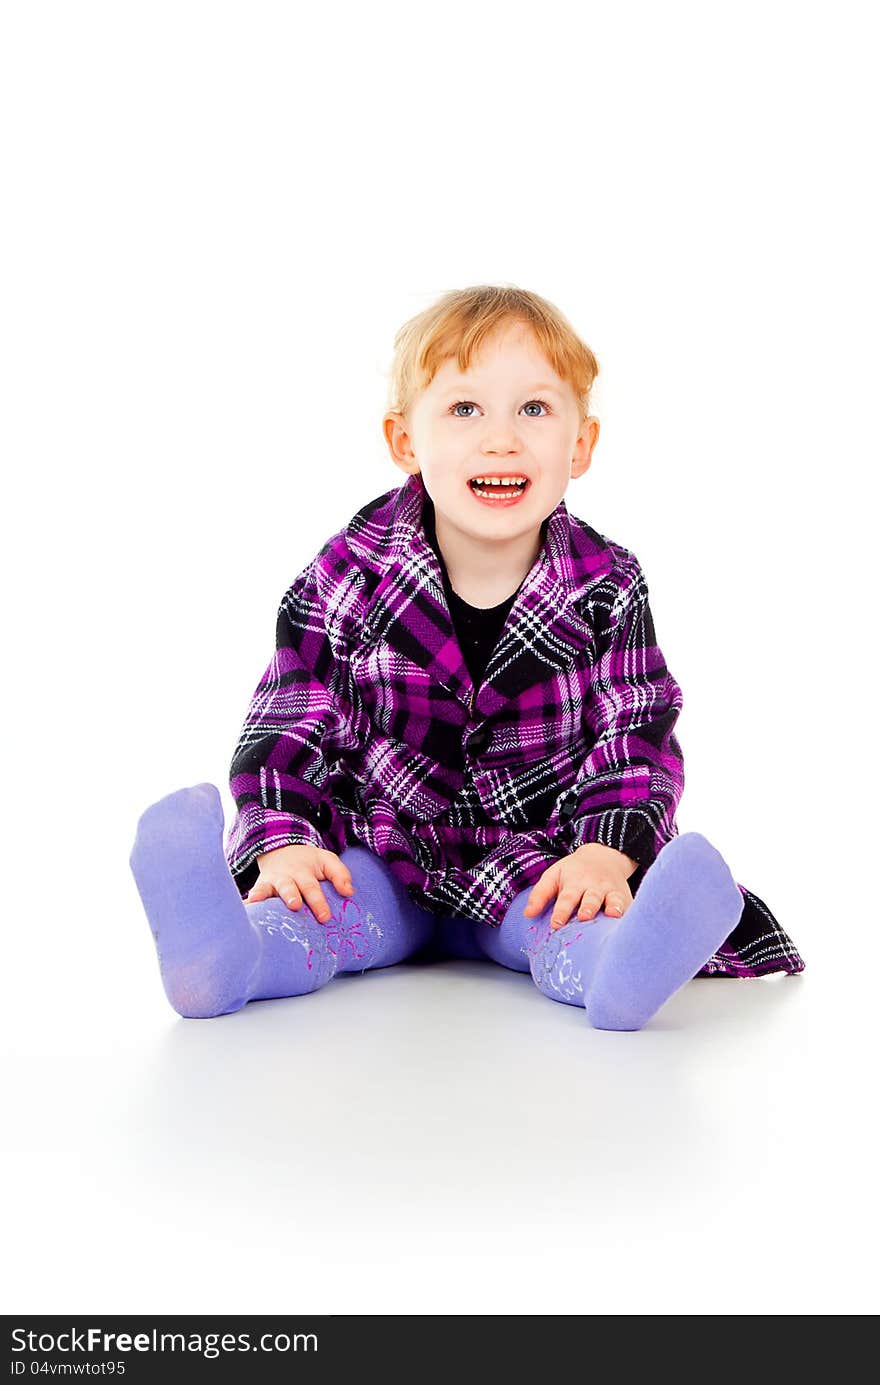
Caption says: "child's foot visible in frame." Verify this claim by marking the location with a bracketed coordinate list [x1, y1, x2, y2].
[584, 832, 745, 1031]
[129, 783, 261, 1018]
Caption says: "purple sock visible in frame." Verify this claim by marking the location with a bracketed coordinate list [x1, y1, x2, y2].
[129, 783, 262, 1017]
[488, 832, 745, 1030]
[129, 783, 433, 1018]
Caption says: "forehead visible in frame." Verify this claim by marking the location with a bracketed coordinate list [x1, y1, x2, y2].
[431, 325, 563, 384]
[430, 351, 567, 393]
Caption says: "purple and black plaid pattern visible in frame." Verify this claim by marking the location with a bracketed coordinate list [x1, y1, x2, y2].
[225, 472, 804, 978]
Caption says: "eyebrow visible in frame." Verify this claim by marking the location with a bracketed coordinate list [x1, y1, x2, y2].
[441, 381, 565, 396]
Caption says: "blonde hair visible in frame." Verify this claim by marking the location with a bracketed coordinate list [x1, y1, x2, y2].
[386, 283, 600, 423]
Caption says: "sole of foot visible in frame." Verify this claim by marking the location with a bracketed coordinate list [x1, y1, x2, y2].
[584, 832, 744, 1031]
[129, 782, 260, 1018]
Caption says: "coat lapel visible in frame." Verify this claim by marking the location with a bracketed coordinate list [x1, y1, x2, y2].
[355, 472, 617, 717]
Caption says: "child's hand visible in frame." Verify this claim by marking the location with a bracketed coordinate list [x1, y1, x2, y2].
[245, 844, 355, 923]
[523, 843, 635, 931]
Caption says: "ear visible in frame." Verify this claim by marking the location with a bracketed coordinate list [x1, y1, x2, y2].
[571, 416, 600, 478]
[383, 412, 420, 475]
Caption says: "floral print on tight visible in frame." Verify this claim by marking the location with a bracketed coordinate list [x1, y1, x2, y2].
[247, 894, 384, 975]
[524, 916, 587, 1004]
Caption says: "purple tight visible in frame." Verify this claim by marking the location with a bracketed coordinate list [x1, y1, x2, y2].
[130, 784, 744, 1031]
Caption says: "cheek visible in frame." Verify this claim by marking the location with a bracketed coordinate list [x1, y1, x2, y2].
[536, 427, 572, 456]
[420, 463, 465, 499]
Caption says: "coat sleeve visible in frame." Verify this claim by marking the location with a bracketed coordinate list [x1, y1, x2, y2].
[223, 552, 351, 894]
[557, 558, 685, 872]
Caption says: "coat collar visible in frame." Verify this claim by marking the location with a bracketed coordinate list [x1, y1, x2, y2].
[353, 471, 618, 719]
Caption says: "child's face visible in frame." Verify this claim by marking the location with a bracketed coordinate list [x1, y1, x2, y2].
[385, 320, 598, 544]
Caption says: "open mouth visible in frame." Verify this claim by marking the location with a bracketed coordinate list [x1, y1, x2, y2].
[467, 475, 530, 505]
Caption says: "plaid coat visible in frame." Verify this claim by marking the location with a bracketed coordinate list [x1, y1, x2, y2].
[225, 471, 804, 978]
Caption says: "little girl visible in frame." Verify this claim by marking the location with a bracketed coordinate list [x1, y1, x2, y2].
[129, 284, 805, 1031]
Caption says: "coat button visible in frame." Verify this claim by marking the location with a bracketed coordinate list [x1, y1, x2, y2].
[314, 801, 333, 832]
[557, 799, 576, 824]
[467, 726, 489, 755]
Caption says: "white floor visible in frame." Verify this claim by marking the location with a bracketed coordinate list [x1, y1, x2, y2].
[5, 888, 876, 1316]
[4, 0, 877, 1324]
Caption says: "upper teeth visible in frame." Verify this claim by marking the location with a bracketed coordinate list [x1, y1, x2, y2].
[471, 476, 527, 486]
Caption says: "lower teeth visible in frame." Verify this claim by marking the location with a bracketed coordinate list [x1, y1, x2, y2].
[472, 485, 525, 498]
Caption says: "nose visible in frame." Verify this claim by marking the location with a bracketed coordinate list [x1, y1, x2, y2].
[481, 433, 522, 454]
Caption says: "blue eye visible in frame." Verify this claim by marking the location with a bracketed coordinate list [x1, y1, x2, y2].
[450, 398, 552, 418]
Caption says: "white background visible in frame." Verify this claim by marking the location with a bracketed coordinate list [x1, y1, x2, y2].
[2, 0, 877, 1316]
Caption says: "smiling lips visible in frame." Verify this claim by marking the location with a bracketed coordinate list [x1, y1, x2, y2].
[468, 474, 530, 507]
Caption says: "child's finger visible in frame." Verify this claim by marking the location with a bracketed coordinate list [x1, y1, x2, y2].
[523, 873, 558, 916]
[524, 894, 551, 917]
[277, 878, 304, 911]
[244, 880, 274, 903]
[329, 865, 355, 895]
[249, 877, 303, 912]
[603, 892, 628, 918]
[299, 879, 333, 923]
[551, 886, 587, 928]
[575, 888, 604, 921]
